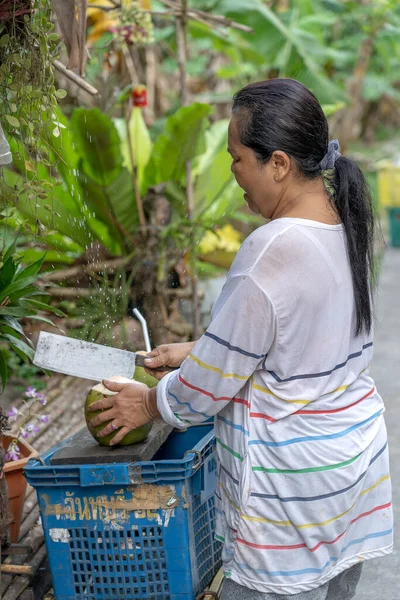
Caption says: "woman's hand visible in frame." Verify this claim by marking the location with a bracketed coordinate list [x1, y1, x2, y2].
[143, 341, 197, 381]
[88, 379, 159, 446]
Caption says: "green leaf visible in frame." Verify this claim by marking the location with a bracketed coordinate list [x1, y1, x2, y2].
[0, 306, 36, 318]
[0, 325, 32, 348]
[0, 276, 39, 304]
[214, 0, 344, 103]
[114, 108, 152, 188]
[20, 299, 65, 317]
[0, 257, 17, 289]
[76, 168, 134, 246]
[7, 285, 39, 303]
[18, 248, 76, 266]
[0, 315, 27, 339]
[71, 108, 123, 186]
[5, 115, 20, 128]
[0, 349, 8, 390]
[0, 33, 9, 46]
[193, 119, 232, 215]
[3, 240, 17, 263]
[27, 315, 64, 332]
[1, 334, 35, 360]
[15, 255, 45, 280]
[55, 88, 67, 99]
[3, 146, 90, 248]
[144, 103, 213, 189]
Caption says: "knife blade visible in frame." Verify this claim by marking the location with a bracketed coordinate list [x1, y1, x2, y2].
[33, 332, 176, 381]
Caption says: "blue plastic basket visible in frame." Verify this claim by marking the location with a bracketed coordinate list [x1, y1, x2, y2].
[387, 207, 400, 247]
[25, 425, 222, 600]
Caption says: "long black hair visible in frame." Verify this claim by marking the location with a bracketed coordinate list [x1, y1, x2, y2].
[232, 78, 375, 336]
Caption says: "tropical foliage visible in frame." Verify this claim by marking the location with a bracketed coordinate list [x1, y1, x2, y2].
[0, 0, 399, 379]
[0, 242, 62, 389]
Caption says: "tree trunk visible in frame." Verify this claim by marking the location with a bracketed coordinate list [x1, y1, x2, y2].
[132, 187, 192, 347]
[331, 30, 377, 150]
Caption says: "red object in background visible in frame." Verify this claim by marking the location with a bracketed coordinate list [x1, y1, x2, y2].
[132, 85, 148, 107]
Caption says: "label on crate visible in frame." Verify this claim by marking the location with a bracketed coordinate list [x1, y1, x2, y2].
[41, 485, 180, 527]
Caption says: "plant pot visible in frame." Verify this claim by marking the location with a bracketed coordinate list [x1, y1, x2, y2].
[2, 436, 38, 543]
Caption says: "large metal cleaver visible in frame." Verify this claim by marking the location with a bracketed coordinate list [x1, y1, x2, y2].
[33, 331, 175, 381]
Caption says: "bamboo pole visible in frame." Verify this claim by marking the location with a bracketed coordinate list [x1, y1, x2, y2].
[175, 0, 200, 339]
[0, 565, 33, 576]
[53, 60, 99, 96]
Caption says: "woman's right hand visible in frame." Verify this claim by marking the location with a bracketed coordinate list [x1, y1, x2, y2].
[143, 341, 197, 380]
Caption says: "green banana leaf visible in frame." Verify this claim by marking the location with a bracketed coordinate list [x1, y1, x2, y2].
[71, 108, 123, 187]
[3, 145, 90, 247]
[144, 103, 214, 190]
[214, 0, 345, 104]
[193, 119, 245, 222]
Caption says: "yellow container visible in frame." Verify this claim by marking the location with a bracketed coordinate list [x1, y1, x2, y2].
[377, 161, 400, 210]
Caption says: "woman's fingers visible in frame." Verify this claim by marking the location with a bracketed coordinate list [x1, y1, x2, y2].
[90, 407, 116, 427]
[109, 426, 131, 446]
[97, 419, 120, 438]
[88, 397, 114, 412]
[143, 367, 169, 381]
[143, 346, 170, 369]
[102, 379, 126, 392]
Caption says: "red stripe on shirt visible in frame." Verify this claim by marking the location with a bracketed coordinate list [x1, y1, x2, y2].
[250, 411, 276, 423]
[298, 387, 375, 415]
[236, 501, 392, 552]
[178, 373, 231, 402]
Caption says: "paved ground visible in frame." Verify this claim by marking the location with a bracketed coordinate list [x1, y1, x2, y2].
[356, 247, 400, 599]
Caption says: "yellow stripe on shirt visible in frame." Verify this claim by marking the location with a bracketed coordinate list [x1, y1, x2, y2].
[220, 473, 390, 529]
[189, 354, 248, 380]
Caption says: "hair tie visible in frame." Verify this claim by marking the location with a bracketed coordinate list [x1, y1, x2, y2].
[319, 139, 341, 170]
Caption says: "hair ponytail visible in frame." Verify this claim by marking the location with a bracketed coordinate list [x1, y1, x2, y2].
[328, 157, 375, 336]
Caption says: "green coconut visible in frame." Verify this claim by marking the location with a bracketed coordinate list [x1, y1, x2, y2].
[85, 375, 154, 447]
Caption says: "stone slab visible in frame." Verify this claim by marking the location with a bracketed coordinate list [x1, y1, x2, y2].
[50, 418, 173, 465]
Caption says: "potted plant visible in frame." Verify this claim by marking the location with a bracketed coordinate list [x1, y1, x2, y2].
[2, 386, 49, 543]
[0, 241, 61, 542]
[0, 407, 11, 547]
[2, 434, 38, 544]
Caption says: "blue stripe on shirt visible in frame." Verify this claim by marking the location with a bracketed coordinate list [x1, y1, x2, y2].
[204, 331, 265, 359]
[249, 409, 383, 448]
[237, 529, 392, 577]
[268, 342, 373, 382]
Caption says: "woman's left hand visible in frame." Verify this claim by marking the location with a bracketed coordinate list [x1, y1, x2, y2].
[88, 379, 159, 446]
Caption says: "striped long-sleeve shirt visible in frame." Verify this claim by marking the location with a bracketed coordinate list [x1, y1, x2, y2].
[157, 217, 393, 595]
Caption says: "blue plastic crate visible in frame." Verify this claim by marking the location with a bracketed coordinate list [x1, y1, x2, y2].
[25, 425, 222, 600]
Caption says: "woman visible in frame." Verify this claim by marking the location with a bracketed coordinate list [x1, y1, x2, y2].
[89, 79, 393, 599]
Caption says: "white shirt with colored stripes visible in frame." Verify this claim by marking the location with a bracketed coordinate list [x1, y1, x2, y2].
[157, 217, 393, 595]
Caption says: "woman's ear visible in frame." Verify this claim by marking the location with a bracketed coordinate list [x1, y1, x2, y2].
[271, 150, 291, 182]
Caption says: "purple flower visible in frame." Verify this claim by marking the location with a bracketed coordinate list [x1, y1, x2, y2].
[20, 427, 29, 439]
[5, 445, 20, 462]
[26, 423, 39, 435]
[40, 415, 49, 423]
[38, 394, 47, 406]
[25, 386, 38, 399]
[7, 406, 20, 421]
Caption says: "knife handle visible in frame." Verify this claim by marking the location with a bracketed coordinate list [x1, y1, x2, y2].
[135, 354, 178, 372]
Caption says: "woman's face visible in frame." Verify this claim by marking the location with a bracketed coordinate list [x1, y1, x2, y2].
[227, 116, 283, 219]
